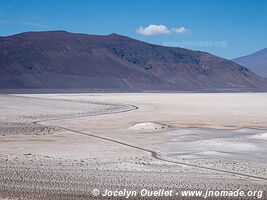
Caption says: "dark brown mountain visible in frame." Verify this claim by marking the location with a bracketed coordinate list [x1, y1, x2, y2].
[0, 31, 266, 91]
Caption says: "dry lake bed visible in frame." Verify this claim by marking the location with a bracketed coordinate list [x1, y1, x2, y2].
[0, 93, 266, 199]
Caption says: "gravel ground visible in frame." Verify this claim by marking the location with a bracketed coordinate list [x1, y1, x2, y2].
[0, 122, 60, 136]
[0, 93, 266, 200]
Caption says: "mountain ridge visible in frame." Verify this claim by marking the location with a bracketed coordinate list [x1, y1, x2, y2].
[1, 31, 267, 91]
[233, 48, 267, 78]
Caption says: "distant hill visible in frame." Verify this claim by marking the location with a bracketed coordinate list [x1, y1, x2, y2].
[233, 48, 267, 78]
[0, 31, 267, 91]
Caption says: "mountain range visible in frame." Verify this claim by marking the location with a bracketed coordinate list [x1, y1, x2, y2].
[0, 31, 267, 91]
[233, 48, 267, 78]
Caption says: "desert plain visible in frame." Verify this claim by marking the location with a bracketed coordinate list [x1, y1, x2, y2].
[0, 93, 266, 199]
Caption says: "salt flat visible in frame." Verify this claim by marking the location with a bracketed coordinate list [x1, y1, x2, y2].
[0, 93, 267, 199]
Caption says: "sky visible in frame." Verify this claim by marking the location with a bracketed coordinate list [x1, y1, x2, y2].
[0, 0, 267, 59]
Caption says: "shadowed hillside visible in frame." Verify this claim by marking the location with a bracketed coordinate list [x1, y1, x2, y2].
[1, 31, 267, 91]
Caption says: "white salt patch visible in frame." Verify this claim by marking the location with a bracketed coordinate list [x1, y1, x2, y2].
[249, 132, 267, 140]
[199, 139, 259, 151]
[198, 150, 230, 157]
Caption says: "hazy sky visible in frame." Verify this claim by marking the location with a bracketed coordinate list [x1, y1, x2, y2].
[0, 0, 266, 59]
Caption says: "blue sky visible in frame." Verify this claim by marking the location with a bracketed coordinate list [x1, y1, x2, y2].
[0, 0, 266, 59]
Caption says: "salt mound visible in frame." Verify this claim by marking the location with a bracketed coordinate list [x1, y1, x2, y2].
[129, 122, 171, 132]
[249, 132, 267, 140]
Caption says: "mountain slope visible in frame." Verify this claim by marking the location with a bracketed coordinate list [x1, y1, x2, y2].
[0, 31, 267, 91]
[233, 48, 267, 78]
[0, 31, 171, 90]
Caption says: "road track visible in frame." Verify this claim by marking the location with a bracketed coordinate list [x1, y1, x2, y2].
[22, 95, 267, 182]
